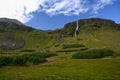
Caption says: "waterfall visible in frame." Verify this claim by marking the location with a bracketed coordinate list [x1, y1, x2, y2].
[74, 20, 79, 36]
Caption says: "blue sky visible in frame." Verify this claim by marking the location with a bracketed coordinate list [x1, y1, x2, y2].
[26, 0, 120, 30]
[0, 0, 120, 30]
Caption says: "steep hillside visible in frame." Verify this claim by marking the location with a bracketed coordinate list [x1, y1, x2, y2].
[62, 18, 120, 36]
[45, 18, 120, 54]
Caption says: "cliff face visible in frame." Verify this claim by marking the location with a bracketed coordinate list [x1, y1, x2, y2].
[62, 18, 119, 36]
[0, 34, 25, 50]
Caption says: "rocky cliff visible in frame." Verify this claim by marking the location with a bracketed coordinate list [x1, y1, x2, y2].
[62, 18, 119, 36]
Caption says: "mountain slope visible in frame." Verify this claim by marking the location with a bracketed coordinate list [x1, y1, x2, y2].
[0, 18, 34, 50]
[0, 18, 34, 32]
[0, 18, 120, 52]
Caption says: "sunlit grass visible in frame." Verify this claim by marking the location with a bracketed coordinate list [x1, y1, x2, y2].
[0, 55, 120, 80]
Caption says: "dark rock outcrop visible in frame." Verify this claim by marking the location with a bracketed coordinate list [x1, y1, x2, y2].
[62, 18, 120, 36]
[0, 35, 25, 50]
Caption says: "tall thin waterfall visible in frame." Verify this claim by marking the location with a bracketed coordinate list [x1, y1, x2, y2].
[74, 20, 79, 36]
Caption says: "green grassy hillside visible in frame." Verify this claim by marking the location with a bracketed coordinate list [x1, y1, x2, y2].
[0, 18, 120, 80]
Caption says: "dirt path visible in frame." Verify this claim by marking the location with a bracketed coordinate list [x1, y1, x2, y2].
[40, 53, 72, 66]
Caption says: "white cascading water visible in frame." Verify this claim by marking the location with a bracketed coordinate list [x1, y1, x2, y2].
[74, 20, 79, 36]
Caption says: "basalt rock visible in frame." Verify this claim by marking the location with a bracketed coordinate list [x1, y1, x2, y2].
[62, 18, 120, 36]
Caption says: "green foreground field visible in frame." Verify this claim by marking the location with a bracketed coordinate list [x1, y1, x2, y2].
[0, 53, 120, 80]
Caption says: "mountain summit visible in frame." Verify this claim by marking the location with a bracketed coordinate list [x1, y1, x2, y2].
[0, 18, 34, 32]
[0, 18, 24, 26]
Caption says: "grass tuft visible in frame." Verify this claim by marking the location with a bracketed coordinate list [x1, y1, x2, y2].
[72, 49, 115, 59]
[56, 48, 88, 52]
[0, 56, 13, 67]
[20, 49, 35, 52]
[63, 44, 85, 49]
[0, 52, 57, 67]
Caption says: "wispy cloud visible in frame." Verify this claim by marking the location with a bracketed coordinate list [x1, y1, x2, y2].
[0, 0, 115, 23]
[92, 0, 114, 14]
[40, 0, 89, 16]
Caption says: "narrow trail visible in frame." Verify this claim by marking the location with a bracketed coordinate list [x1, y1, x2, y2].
[40, 55, 59, 66]
[40, 53, 72, 66]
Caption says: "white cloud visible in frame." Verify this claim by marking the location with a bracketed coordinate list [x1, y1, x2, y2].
[0, 0, 115, 23]
[41, 0, 89, 16]
[92, 0, 114, 14]
[0, 0, 44, 23]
